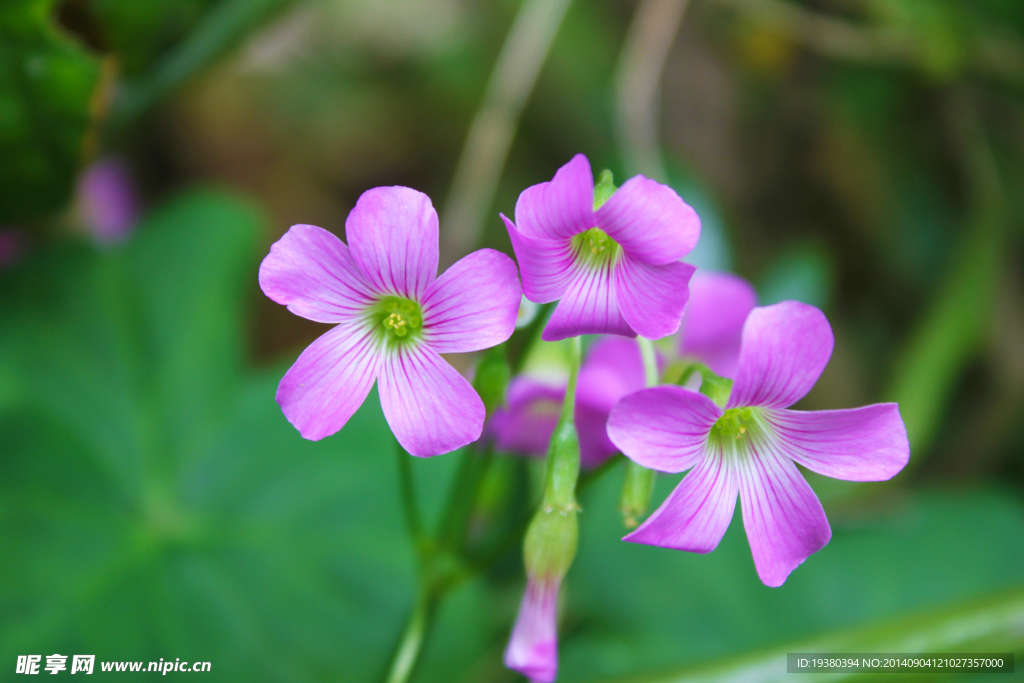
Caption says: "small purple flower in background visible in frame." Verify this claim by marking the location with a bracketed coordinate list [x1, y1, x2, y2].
[491, 336, 651, 468]
[0, 229, 25, 269]
[502, 154, 700, 341]
[505, 576, 560, 682]
[608, 301, 910, 586]
[75, 158, 139, 245]
[259, 186, 522, 456]
[679, 270, 757, 377]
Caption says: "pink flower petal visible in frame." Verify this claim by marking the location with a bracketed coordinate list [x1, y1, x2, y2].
[275, 323, 382, 441]
[766, 404, 910, 481]
[680, 271, 757, 377]
[489, 377, 564, 456]
[502, 214, 577, 303]
[505, 577, 560, 683]
[378, 344, 485, 457]
[345, 186, 439, 300]
[737, 440, 831, 587]
[623, 451, 738, 553]
[727, 302, 834, 410]
[607, 386, 722, 473]
[259, 224, 377, 323]
[542, 264, 634, 341]
[514, 154, 595, 241]
[575, 337, 648, 468]
[595, 175, 700, 265]
[421, 248, 521, 353]
[616, 256, 695, 340]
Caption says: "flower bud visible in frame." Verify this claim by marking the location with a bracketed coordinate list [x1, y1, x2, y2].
[75, 158, 138, 245]
[593, 169, 617, 210]
[508, 505, 577, 683]
[505, 576, 561, 683]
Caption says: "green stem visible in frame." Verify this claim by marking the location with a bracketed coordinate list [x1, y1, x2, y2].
[637, 336, 659, 387]
[395, 442, 424, 555]
[383, 589, 435, 683]
[621, 336, 659, 527]
[541, 336, 582, 511]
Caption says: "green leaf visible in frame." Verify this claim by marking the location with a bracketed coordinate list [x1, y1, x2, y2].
[0, 0, 100, 224]
[608, 587, 1024, 683]
[553, 472, 1024, 682]
[126, 188, 262, 463]
[0, 187, 442, 680]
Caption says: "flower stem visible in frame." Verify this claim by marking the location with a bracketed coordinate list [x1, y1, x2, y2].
[383, 589, 435, 683]
[621, 337, 659, 527]
[395, 442, 425, 555]
[637, 336, 659, 387]
[542, 336, 582, 512]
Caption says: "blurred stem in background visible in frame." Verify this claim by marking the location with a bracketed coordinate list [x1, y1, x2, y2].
[886, 89, 1007, 462]
[614, 0, 691, 182]
[439, 0, 573, 267]
[713, 0, 1024, 87]
[107, 0, 297, 132]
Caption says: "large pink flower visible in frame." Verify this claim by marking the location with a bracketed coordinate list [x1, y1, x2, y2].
[259, 186, 522, 456]
[608, 302, 910, 586]
[502, 154, 700, 341]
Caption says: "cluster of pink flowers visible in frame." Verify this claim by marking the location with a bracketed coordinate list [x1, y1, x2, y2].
[260, 154, 909, 682]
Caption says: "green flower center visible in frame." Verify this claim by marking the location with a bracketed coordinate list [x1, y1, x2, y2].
[710, 407, 761, 443]
[571, 227, 621, 268]
[370, 296, 423, 346]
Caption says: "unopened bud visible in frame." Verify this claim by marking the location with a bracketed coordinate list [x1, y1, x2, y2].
[505, 576, 561, 683]
[593, 169, 617, 210]
[693, 364, 733, 408]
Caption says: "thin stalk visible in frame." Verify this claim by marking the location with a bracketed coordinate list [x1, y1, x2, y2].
[395, 442, 425, 557]
[637, 336, 659, 387]
[383, 589, 435, 683]
[621, 336, 659, 527]
[614, 0, 692, 181]
[439, 0, 574, 267]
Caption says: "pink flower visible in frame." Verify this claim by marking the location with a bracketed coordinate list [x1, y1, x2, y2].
[259, 186, 522, 456]
[502, 154, 700, 341]
[505, 576, 560, 682]
[490, 336, 651, 468]
[75, 158, 138, 245]
[679, 270, 757, 377]
[607, 302, 910, 586]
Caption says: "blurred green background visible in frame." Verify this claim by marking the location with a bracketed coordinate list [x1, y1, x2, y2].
[1, 0, 1023, 681]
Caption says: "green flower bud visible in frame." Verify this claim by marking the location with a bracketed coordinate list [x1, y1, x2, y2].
[593, 169, 617, 210]
[523, 504, 578, 581]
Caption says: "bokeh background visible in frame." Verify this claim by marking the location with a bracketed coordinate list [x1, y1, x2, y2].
[2, 0, 1023, 681]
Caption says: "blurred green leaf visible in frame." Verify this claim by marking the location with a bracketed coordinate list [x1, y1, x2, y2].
[0, 188, 432, 681]
[607, 587, 1024, 683]
[106, 0, 297, 125]
[0, 0, 99, 225]
[553, 472, 1024, 682]
[757, 242, 834, 310]
[87, 0, 214, 76]
[884, 99, 1004, 457]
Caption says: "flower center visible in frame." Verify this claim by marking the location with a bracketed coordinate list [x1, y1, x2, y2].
[371, 295, 423, 346]
[710, 407, 760, 442]
[571, 227, 621, 268]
